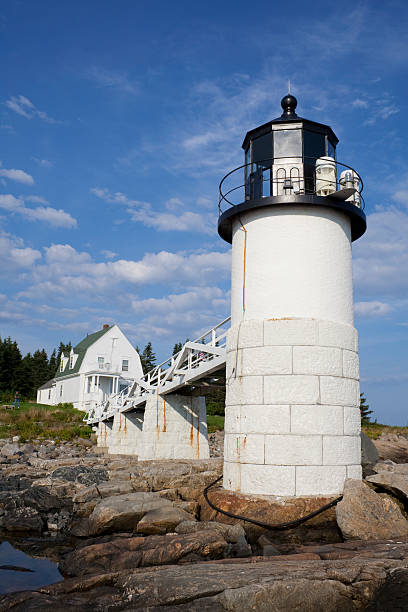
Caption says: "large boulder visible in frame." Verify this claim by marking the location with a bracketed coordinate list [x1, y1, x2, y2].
[199, 487, 341, 545]
[59, 531, 228, 577]
[87, 491, 175, 535]
[336, 479, 408, 540]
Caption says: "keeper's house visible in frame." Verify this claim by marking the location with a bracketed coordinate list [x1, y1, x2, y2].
[37, 324, 143, 411]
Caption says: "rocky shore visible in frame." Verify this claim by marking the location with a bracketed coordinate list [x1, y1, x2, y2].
[0, 436, 407, 610]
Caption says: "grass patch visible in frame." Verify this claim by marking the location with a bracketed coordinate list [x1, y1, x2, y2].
[363, 423, 408, 440]
[0, 401, 92, 442]
[207, 414, 225, 433]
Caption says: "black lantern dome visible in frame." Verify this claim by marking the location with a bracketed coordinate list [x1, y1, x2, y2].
[218, 94, 366, 244]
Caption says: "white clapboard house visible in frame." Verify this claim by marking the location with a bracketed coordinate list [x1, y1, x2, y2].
[37, 324, 143, 411]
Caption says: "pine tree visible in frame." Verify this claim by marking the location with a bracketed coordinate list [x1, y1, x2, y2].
[172, 342, 183, 355]
[139, 342, 156, 373]
[56, 341, 72, 374]
[48, 349, 57, 379]
[0, 337, 22, 393]
[31, 349, 51, 392]
[14, 353, 35, 398]
[360, 392, 373, 425]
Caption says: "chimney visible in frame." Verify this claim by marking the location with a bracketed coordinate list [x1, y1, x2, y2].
[103, 324, 110, 330]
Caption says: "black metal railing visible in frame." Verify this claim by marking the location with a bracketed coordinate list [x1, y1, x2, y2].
[218, 156, 365, 215]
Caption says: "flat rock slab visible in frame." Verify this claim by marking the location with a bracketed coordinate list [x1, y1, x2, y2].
[336, 479, 408, 540]
[199, 487, 340, 544]
[59, 530, 228, 577]
[3, 554, 408, 611]
[367, 471, 408, 500]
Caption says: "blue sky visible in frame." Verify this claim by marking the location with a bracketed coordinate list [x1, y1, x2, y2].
[1, 0, 408, 424]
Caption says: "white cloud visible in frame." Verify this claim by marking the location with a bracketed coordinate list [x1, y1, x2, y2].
[86, 67, 139, 95]
[32, 158, 53, 168]
[100, 249, 117, 259]
[354, 301, 393, 316]
[0, 166, 34, 185]
[91, 187, 214, 234]
[353, 206, 408, 297]
[5, 95, 59, 124]
[23, 206, 77, 228]
[0, 231, 41, 269]
[0, 193, 77, 228]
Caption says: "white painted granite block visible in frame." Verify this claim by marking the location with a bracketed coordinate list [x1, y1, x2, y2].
[226, 376, 263, 405]
[323, 435, 361, 465]
[265, 434, 322, 465]
[293, 346, 342, 376]
[295, 465, 347, 496]
[264, 318, 318, 346]
[343, 350, 359, 379]
[264, 375, 319, 404]
[224, 406, 241, 434]
[318, 320, 357, 351]
[223, 461, 241, 491]
[320, 377, 359, 406]
[240, 464, 295, 496]
[240, 404, 291, 434]
[344, 406, 361, 435]
[347, 465, 362, 480]
[242, 345, 292, 376]
[224, 433, 265, 464]
[291, 405, 343, 435]
[227, 320, 264, 352]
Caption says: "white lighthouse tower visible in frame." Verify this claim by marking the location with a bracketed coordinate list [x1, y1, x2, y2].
[218, 94, 366, 498]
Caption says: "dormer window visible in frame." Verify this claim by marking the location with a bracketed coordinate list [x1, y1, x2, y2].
[59, 357, 64, 372]
[98, 357, 104, 369]
[69, 354, 74, 369]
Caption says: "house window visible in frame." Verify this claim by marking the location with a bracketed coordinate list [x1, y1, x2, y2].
[60, 385, 63, 397]
[59, 359, 64, 372]
[48, 389, 51, 400]
[122, 359, 129, 372]
[69, 354, 74, 369]
[87, 377, 92, 393]
[98, 357, 104, 369]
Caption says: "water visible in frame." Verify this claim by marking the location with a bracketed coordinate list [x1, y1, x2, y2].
[0, 541, 61, 594]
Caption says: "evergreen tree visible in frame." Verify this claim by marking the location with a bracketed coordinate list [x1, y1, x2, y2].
[360, 392, 373, 425]
[14, 353, 35, 398]
[48, 349, 57, 379]
[31, 349, 51, 392]
[56, 341, 72, 374]
[172, 342, 183, 355]
[139, 342, 156, 373]
[0, 337, 22, 392]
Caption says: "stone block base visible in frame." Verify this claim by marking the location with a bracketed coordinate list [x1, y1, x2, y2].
[224, 318, 362, 497]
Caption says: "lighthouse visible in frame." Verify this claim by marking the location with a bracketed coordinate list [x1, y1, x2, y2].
[218, 94, 366, 497]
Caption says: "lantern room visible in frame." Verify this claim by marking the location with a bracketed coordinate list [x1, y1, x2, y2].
[218, 94, 366, 243]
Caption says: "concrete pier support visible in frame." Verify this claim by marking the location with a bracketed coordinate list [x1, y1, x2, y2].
[96, 420, 113, 450]
[139, 393, 209, 460]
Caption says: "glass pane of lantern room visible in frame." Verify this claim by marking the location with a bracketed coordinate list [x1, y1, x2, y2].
[273, 129, 301, 161]
[327, 139, 336, 159]
[303, 130, 326, 162]
[252, 132, 273, 168]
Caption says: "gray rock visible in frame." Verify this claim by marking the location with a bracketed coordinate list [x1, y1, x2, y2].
[336, 479, 408, 540]
[366, 471, 408, 500]
[87, 491, 174, 535]
[51, 465, 108, 486]
[361, 432, 379, 474]
[136, 506, 194, 535]
[175, 520, 246, 543]
[1, 443, 21, 458]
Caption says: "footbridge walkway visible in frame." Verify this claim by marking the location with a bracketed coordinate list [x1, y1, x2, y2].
[85, 316, 230, 427]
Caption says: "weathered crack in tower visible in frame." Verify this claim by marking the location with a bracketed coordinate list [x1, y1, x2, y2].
[218, 94, 366, 497]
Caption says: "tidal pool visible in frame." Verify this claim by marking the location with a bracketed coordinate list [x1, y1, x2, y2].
[0, 541, 61, 594]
